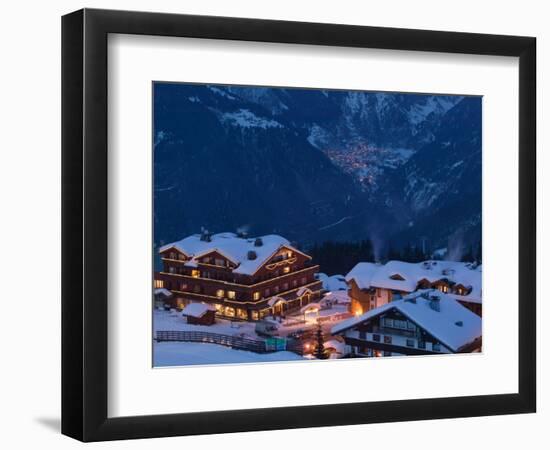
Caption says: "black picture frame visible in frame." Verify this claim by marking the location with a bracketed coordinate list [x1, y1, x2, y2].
[62, 8, 536, 442]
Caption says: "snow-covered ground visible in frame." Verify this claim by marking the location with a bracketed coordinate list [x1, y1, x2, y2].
[154, 341, 304, 367]
[154, 309, 259, 339]
[153, 293, 353, 367]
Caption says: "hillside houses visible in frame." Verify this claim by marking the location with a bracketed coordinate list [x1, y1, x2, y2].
[331, 289, 482, 357]
[345, 260, 482, 317]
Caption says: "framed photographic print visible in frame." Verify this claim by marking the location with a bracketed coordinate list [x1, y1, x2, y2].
[62, 8, 536, 442]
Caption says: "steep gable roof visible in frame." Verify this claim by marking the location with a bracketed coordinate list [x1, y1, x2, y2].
[159, 232, 303, 276]
[345, 260, 482, 302]
[332, 289, 481, 352]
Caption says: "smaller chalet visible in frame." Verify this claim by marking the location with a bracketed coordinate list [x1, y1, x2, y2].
[332, 290, 482, 357]
[345, 260, 482, 317]
[181, 303, 216, 326]
[154, 288, 173, 309]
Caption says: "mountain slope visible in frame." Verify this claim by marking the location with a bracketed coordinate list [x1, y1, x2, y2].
[153, 83, 481, 260]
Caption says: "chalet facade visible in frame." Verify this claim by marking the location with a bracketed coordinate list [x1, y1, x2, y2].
[154, 231, 323, 320]
[332, 290, 482, 357]
[345, 260, 482, 317]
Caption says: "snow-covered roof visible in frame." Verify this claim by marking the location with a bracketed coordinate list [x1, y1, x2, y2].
[300, 302, 321, 313]
[346, 260, 482, 303]
[322, 290, 351, 304]
[267, 296, 286, 307]
[345, 263, 380, 289]
[160, 232, 304, 275]
[296, 287, 313, 297]
[332, 289, 481, 352]
[317, 273, 347, 291]
[180, 303, 216, 318]
[154, 288, 173, 298]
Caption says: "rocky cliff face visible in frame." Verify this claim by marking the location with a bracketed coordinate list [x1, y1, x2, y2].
[153, 83, 481, 257]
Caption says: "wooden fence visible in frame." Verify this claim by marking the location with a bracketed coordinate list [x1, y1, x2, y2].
[156, 330, 270, 354]
[156, 330, 305, 356]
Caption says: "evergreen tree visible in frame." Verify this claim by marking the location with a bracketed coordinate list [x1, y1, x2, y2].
[462, 245, 475, 263]
[475, 241, 482, 264]
[386, 241, 401, 261]
[313, 323, 329, 360]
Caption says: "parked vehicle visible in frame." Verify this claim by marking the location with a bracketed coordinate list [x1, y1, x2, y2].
[255, 321, 279, 337]
[288, 329, 306, 339]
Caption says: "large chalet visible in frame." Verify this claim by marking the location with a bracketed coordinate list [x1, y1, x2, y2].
[154, 231, 323, 320]
[345, 260, 482, 317]
[332, 289, 482, 357]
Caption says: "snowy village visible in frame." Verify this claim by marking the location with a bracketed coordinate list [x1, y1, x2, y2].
[152, 83, 482, 367]
[153, 230, 482, 367]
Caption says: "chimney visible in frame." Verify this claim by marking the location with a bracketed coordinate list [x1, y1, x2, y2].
[254, 237, 263, 247]
[236, 227, 248, 238]
[200, 228, 211, 242]
[429, 295, 440, 312]
[247, 250, 257, 260]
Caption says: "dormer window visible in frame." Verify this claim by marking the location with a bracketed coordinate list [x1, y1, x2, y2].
[389, 273, 405, 281]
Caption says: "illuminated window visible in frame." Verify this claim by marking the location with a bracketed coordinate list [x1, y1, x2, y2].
[287, 251, 293, 258]
[283, 266, 290, 274]
[227, 290, 236, 299]
[253, 292, 260, 301]
[225, 307, 235, 317]
[251, 311, 259, 320]
[216, 289, 225, 298]
[154, 280, 164, 288]
[191, 270, 200, 278]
